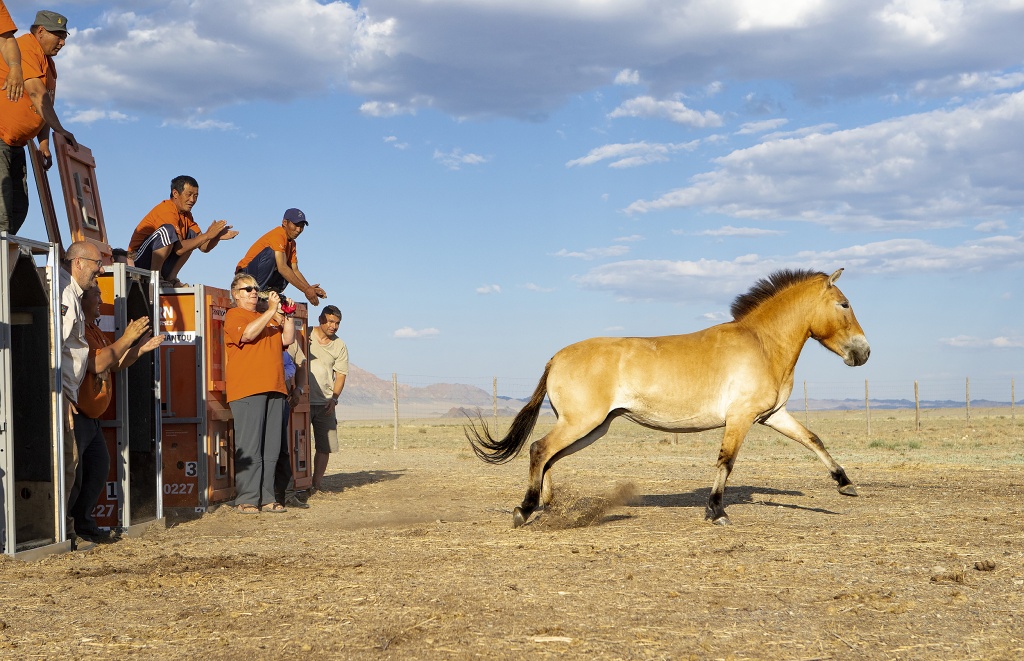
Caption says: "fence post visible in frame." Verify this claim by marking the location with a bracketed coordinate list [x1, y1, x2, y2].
[392, 372, 399, 450]
[803, 380, 809, 425]
[493, 376, 498, 420]
[1013, 378, 1016, 424]
[966, 377, 971, 425]
[865, 379, 871, 438]
[914, 380, 920, 432]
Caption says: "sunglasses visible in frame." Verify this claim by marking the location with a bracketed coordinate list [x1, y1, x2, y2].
[235, 286, 258, 293]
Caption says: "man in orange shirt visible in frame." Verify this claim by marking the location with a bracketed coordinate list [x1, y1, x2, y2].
[70, 285, 164, 542]
[0, 1, 24, 101]
[0, 10, 77, 234]
[235, 208, 327, 305]
[128, 175, 238, 287]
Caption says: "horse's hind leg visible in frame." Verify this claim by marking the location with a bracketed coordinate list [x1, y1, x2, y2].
[513, 414, 614, 528]
[762, 408, 857, 496]
[707, 416, 755, 525]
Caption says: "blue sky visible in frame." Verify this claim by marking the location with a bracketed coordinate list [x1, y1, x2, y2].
[11, 0, 1024, 399]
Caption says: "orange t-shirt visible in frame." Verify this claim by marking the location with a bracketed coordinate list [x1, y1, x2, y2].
[0, 4, 16, 34]
[236, 226, 296, 271]
[77, 324, 114, 419]
[128, 199, 201, 253]
[0, 33, 55, 147]
[224, 307, 286, 402]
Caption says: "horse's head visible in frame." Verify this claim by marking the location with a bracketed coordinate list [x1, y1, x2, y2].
[811, 269, 870, 367]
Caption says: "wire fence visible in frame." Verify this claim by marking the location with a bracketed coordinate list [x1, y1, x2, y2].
[336, 373, 1021, 428]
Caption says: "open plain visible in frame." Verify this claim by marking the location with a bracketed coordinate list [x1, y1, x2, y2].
[1, 408, 1022, 659]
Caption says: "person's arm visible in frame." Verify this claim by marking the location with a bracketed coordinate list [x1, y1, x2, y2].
[174, 219, 236, 256]
[273, 251, 327, 305]
[90, 317, 149, 373]
[279, 310, 296, 347]
[1, 33, 23, 101]
[324, 372, 347, 414]
[117, 331, 164, 370]
[196, 220, 238, 253]
[240, 291, 282, 343]
[24, 76, 76, 165]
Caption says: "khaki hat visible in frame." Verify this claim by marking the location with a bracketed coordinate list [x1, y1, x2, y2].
[33, 10, 69, 33]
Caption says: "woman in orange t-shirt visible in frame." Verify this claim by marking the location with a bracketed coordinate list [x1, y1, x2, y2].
[224, 273, 295, 513]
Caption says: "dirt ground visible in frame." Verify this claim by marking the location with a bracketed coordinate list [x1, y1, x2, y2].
[1, 408, 1023, 660]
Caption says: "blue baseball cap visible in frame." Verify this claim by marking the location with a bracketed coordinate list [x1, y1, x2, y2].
[283, 208, 308, 226]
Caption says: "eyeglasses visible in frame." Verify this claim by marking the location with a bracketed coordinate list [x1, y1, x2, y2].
[76, 256, 103, 268]
[235, 286, 258, 293]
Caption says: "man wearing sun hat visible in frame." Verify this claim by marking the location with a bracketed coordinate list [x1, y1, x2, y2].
[0, 9, 78, 234]
[235, 208, 328, 305]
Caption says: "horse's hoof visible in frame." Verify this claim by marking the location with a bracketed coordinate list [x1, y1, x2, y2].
[512, 508, 527, 528]
[712, 516, 732, 526]
[838, 485, 859, 497]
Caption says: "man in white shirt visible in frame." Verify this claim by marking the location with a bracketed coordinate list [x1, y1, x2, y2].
[306, 305, 348, 494]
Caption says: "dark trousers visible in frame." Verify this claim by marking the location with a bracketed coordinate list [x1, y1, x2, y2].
[236, 247, 287, 293]
[69, 414, 110, 532]
[0, 141, 29, 235]
[274, 402, 293, 503]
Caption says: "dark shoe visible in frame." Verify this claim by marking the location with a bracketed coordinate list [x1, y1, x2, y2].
[284, 494, 310, 509]
[262, 503, 287, 514]
[76, 527, 113, 544]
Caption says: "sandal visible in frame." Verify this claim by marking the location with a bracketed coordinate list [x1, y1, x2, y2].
[235, 504, 259, 514]
[262, 503, 287, 514]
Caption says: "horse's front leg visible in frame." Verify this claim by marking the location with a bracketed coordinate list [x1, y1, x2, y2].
[762, 408, 858, 496]
[706, 417, 755, 525]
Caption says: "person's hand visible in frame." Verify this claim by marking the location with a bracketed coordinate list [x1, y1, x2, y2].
[205, 219, 229, 239]
[303, 286, 320, 306]
[266, 290, 281, 310]
[3, 65, 23, 102]
[124, 316, 151, 343]
[324, 399, 337, 415]
[220, 229, 239, 240]
[138, 331, 165, 353]
[313, 284, 327, 299]
[39, 140, 52, 170]
[287, 387, 301, 408]
[59, 129, 78, 151]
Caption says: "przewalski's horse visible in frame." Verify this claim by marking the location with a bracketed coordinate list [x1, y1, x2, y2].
[467, 268, 870, 527]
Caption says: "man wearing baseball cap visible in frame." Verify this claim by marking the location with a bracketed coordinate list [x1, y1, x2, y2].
[235, 208, 328, 305]
[0, 9, 78, 234]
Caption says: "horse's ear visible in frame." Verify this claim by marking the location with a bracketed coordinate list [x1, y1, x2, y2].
[827, 268, 844, 287]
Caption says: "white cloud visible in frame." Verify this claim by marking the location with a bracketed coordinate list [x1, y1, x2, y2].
[625, 92, 1024, 230]
[554, 245, 631, 260]
[433, 148, 489, 170]
[940, 336, 1024, 349]
[614, 69, 640, 85]
[975, 220, 1008, 233]
[694, 226, 785, 237]
[524, 283, 555, 292]
[566, 141, 700, 168]
[161, 117, 238, 131]
[65, 109, 134, 124]
[384, 135, 409, 149]
[615, 235, 645, 243]
[608, 96, 723, 127]
[361, 101, 416, 117]
[573, 234, 1024, 302]
[735, 118, 788, 135]
[46, 1, 1024, 123]
[393, 326, 440, 339]
[476, 284, 501, 294]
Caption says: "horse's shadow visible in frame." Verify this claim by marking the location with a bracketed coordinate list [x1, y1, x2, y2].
[316, 469, 405, 494]
[636, 485, 840, 516]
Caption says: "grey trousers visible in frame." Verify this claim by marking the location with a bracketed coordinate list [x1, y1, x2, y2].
[229, 393, 285, 507]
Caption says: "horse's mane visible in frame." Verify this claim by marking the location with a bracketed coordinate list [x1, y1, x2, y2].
[730, 269, 826, 320]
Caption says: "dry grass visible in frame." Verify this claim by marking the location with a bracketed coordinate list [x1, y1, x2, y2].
[1, 408, 1023, 659]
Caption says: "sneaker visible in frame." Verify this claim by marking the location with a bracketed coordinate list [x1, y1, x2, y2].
[284, 494, 310, 509]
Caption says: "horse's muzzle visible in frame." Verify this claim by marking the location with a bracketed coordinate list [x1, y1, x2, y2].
[843, 336, 870, 366]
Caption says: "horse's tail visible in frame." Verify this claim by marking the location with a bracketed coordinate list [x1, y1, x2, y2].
[466, 363, 550, 465]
